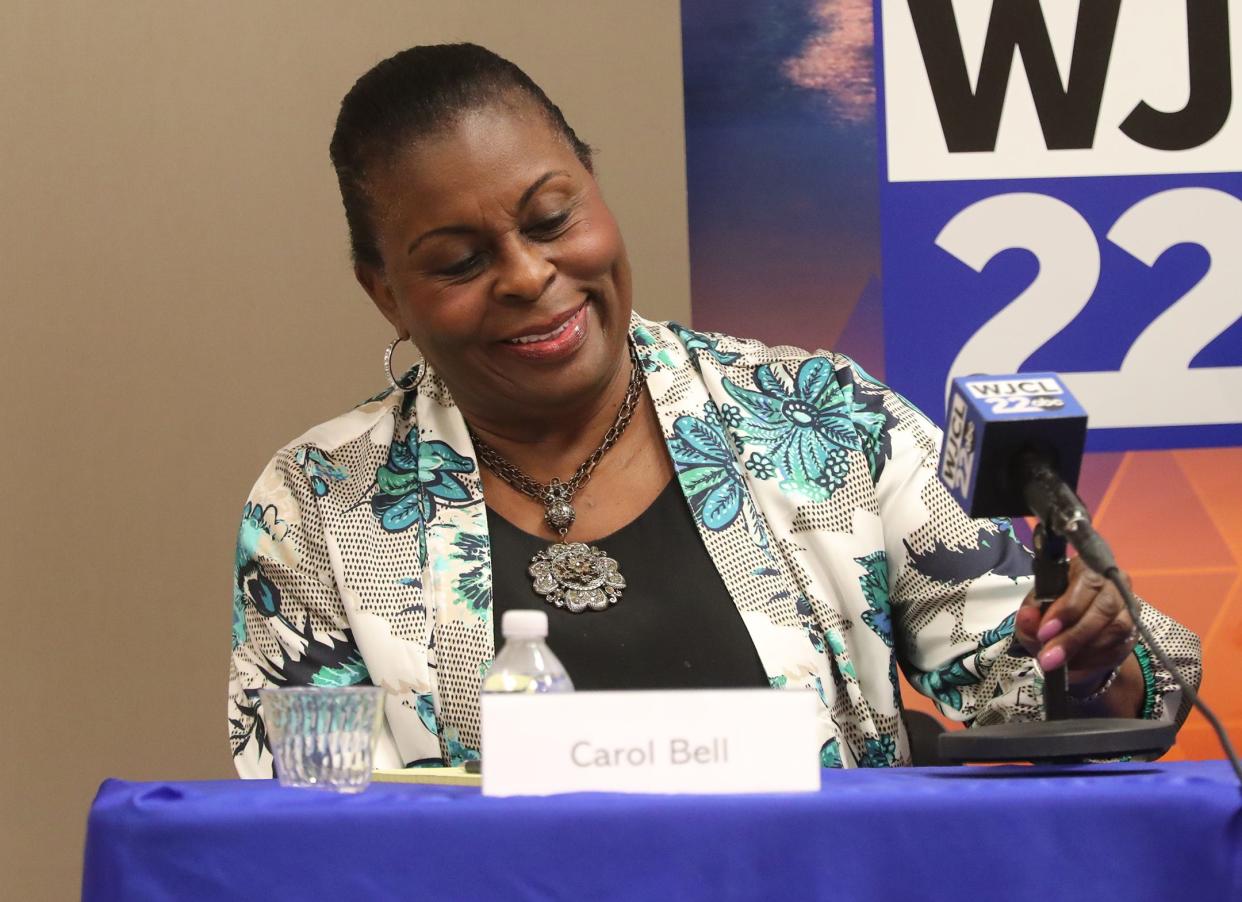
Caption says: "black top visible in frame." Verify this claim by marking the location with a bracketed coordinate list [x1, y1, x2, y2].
[487, 479, 769, 690]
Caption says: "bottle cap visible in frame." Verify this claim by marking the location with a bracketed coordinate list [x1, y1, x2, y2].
[501, 609, 548, 640]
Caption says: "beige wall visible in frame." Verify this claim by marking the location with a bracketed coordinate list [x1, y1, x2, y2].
[0, 2, 688, 897]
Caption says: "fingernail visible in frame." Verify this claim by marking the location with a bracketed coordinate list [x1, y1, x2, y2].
[1037, 619, 1063, 642]
[1039, 646, 1066, 671]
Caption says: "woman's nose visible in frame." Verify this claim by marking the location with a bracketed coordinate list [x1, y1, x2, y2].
[493, 238, 554, 302]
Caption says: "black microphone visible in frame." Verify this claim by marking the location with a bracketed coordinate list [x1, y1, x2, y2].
[937, 372, 1114, 570]
[934, 373, 1189, 766]
[1013, 450, 1116, 574]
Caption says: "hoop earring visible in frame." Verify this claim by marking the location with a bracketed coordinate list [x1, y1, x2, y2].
[383, 336, 421, 391]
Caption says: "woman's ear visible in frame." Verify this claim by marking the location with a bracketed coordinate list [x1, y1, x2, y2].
[355, 263, 407, 338]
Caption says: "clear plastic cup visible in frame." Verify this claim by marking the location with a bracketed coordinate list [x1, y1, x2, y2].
[258, 686, 384, 792]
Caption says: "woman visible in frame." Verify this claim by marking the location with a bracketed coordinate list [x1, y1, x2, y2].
[229, 44, 1200, 774]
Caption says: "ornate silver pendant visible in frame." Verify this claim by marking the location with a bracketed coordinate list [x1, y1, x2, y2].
[544, 498, 576, 533]
[528, 541, 626, 613]
[543, 481, 576, 533]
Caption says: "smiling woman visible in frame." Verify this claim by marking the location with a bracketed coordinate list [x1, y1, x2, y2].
[228, 43, 1201, 776]
[354, 103, 634, 424]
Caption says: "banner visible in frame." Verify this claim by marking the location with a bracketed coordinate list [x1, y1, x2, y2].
[880, 0, 1242, 451]
[681, 0, 1242, 758]
[681, 0, 885, 373]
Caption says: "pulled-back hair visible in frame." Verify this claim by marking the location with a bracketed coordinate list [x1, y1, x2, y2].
[329, 43, 593, 270]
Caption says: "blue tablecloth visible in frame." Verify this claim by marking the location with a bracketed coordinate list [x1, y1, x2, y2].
[84, 761, 1242, 901]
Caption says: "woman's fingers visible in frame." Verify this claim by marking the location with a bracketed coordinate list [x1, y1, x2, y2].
[1014, 557, 1099, 653]
[1036, 558, 1108, 639]
[1037, 595, 1128, 672]
[1013, 557, 1136, 677]
[1015, 591, 1044, 656]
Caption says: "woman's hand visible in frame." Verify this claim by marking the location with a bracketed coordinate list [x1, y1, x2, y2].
[1014, 556, 1145, 716]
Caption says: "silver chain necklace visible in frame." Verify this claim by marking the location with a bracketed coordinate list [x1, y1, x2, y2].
[470, 344, 645, 613]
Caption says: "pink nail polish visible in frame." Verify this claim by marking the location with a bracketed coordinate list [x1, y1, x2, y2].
[1039, 646, 1066, 671]
[1037, 619, 1063, 642]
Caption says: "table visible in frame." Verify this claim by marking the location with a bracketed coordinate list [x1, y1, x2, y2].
[83, 761, 1242, 901]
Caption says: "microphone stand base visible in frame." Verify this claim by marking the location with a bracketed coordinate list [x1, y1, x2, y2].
[939, 718, 1176, 763]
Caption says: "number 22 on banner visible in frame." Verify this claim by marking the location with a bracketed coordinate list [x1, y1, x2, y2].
[940, 188, 1242, 430]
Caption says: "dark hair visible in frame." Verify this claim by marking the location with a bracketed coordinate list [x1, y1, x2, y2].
[329, 43, 593, 270]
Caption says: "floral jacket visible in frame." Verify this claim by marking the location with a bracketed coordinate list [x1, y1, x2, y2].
[229, 315, 1200, 775]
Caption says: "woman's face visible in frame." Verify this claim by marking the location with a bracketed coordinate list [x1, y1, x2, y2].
[357, 102, 632, 423]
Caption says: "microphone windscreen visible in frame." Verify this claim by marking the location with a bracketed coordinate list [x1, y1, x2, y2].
[938, 373, 1087, 519]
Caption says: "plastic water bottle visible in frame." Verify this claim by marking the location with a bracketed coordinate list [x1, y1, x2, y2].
[481, 610, 574, 693]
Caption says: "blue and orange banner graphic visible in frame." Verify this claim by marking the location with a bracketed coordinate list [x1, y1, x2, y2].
[681, 0, 1242, 758]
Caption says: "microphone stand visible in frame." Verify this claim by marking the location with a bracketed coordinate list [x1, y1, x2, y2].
[938, 522, 1176, 763]
[1032, 525, 1072, 721]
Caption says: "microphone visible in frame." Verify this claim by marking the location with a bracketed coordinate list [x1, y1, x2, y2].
[937, 373, 1116, 572]
[933, 373, 1191, 768]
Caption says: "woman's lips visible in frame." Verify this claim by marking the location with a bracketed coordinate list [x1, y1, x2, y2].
[500, 304, 589, 361]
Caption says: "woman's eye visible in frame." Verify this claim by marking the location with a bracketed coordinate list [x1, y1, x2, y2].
[526, 211, 571, 238]
[437, 254, 485, 279]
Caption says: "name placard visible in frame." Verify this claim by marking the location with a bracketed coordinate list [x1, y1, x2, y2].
[479, 688, 821, 797]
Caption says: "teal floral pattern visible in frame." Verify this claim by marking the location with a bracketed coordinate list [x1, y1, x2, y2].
[443, 727, 481, 766]
[233, 501, 291, 646]
[856, 551, 893, 647]
[669, 415, 748, 531]
[820, 738, 843, 768]
[723, 358, 862, 501]
[371, 433, 475, 533]
[451, 531, 492, 619]
[990, 517, 1019, 542]
[838, 365, 898, 482]
[632, 323, 679, 373]
[744, 452, 775, 479]
[667, 322, 742, 368]
[252, 612, 369, 699]
[231, 596, 247, 650]
[294, 446, 348, 497]
[858, 734, 898, 768]
[812, 676, 833, 713]
[825, 628, 858, 680]
[414, 693, 438, 735]
[979, 612, 1017, 651]
[311, 656, 369, 687]
[911, 651, 982, 712]
[792, 593, 824, 654]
